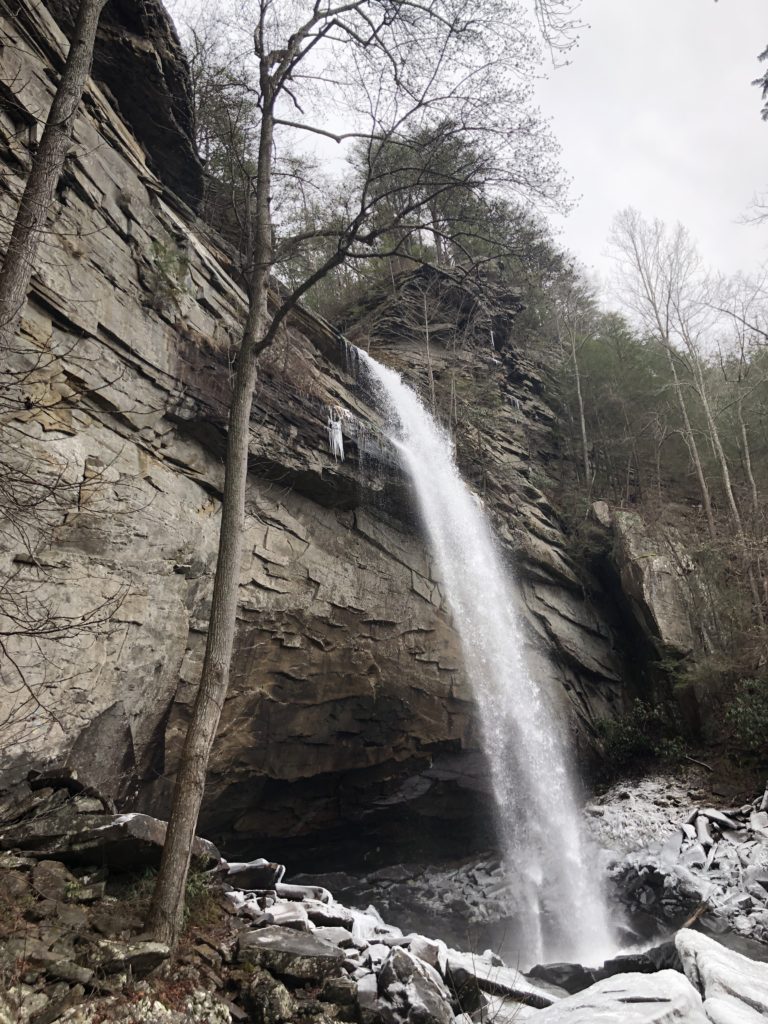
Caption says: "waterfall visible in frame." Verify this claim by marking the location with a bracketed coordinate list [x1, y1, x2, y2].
[359, 350, 614, 967]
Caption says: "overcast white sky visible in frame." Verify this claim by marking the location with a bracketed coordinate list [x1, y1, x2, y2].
[536, 0, 768, 281]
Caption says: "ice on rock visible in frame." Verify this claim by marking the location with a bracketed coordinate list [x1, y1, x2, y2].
[532, 970, 707, 1023]
[676, 928, 768, 1023]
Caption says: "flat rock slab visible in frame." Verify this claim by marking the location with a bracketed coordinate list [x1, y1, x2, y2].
[92, 939, 170, 976]
[447, 949, 563, 1008]
[3, 812, 220, 870]
[532, 970, 708, 1023]
[225, 858, 285, 890]
[238, 924, 344, 981]
[676, 928, 768, 1022]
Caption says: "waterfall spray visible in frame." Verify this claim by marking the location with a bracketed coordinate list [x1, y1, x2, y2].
[360, 349, 614, 966]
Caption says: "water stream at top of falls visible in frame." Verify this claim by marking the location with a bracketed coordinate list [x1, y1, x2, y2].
[359, 349, 615, 968]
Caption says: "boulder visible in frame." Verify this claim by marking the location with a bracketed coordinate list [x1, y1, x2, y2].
[676, 927, 768, 1023]
[532, 969, 708, 1023]
[611, 510, 697, 658]
[30, 860, 78, 902]
[225, 858, 285, 890]
[263, 900, 311, 931]
[91, 939, 170, 975]
[527, 962, 596, 995]
[238, 925, 345, 981]
[408, 935, 448, 977]
[313, 926, 355, 948]
[377, 946, 454, 1024]
[243, 965, 298, 1024]
[2, 811, 220, 870]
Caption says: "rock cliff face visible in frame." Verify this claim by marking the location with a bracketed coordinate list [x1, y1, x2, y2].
[0, 0, 626, 866]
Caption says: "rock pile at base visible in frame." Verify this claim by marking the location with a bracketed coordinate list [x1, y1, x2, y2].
[2, 782, 768, 1023]
[609, 784, 768, 943]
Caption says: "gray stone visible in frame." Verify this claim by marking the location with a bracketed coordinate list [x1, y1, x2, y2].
[243, 965, 297, 1024]
[321, 975, 358, 1005]
[47, 960, 94, 984]
[378, 947, 454, 1024]
[408, 935, 448, 977]
[238, 925, 344, 981]
[527, 963, 596, 995]
[91, 939, 170, 975]
[314, 926, 355, 948]
[17, 811, 218, 870]
[225, 858, 285, 890]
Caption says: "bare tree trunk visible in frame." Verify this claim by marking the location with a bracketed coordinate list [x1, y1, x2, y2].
[0, 0, 108, 349]
[687, 353, 765, 628]
[569, 327, 591, 496]
[146, 96, 275, 948]
[737, 397, 760, 521]
[423, 293, 437, 412]
[665, 346, 717, 541]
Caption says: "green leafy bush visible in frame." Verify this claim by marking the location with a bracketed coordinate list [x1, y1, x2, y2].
[595, 700, 685, 778]
[725, 678, 768, 758]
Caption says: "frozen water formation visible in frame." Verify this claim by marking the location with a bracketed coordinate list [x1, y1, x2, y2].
[360, 350, 614, 966]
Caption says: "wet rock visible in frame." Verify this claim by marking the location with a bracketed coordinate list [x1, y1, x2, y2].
[594, 953, 656, 981]
[446, 965, 486, 1013]
[532, 969, 707, 1023]
[527, 962, 596, 995]
[238, 925, 344, 981]
[378, 947, 454, 1024]
[644, 940, 682, 972]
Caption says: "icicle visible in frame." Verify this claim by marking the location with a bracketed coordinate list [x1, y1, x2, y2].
[327, 407, 345, 461]
[490, 329, 495, 349]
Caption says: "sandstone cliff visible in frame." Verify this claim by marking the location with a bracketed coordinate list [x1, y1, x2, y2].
[0, 0, 627, 866]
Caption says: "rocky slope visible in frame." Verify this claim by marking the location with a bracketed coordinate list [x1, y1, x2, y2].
[2, 788, 767, 1024]
[0, 0, 651, 865]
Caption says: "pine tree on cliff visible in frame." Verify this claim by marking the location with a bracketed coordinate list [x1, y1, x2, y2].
[0, 0, 109, 351]
[146, 0, 581, 948]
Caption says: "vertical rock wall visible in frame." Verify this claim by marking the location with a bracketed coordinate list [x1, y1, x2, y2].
[0, 0, 627, 865]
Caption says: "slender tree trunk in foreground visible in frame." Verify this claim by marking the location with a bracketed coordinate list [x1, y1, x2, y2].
[146, 98, 275, 948]
[0, 0, 108, 349]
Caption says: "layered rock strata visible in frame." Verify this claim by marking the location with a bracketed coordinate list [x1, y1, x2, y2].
[0, 0, 625, 862]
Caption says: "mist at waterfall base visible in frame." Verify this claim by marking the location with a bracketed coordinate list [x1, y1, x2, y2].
[358, 349, 617, 968]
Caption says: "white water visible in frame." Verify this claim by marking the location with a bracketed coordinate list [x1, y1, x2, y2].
[360, 351, 614, 967]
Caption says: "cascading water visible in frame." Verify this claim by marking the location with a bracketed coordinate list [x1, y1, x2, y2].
[359, 350, 615, 967]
